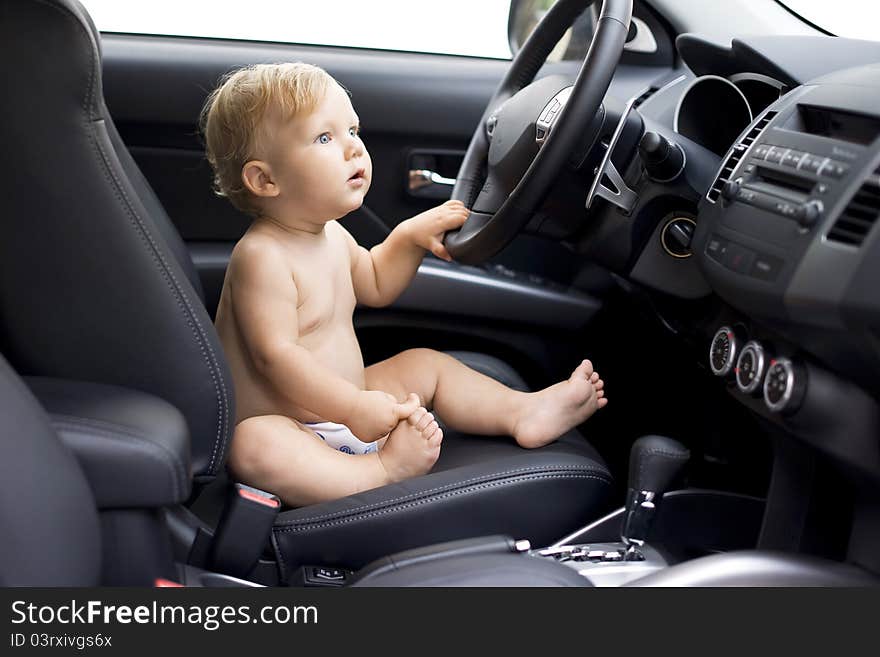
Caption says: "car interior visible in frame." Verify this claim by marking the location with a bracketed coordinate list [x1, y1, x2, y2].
[2, 0, 879, 587]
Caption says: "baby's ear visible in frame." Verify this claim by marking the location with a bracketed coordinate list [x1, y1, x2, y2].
[242, 160, 279, 197]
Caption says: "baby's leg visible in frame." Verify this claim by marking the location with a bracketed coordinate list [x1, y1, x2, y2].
[228, 413, 440, 507]
[365, 349, 606, 449]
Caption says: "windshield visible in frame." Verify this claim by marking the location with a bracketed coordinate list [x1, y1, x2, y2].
[777, 0, 880, 40]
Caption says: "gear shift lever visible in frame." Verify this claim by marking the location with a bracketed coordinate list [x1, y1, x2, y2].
[621, 435, 690, 560]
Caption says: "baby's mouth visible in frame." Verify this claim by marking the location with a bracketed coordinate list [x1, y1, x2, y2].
[348, 168, 366, 182]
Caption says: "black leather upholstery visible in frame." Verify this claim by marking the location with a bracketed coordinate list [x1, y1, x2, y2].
[0, 0, 232, 482]
[26, 377, 192, 508]
[0, 0, 614, 576]
[273, 439, 611, 578]
[0, 357, 101, 586]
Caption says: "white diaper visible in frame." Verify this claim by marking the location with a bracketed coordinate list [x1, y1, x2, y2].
[304, 421, 379, 455]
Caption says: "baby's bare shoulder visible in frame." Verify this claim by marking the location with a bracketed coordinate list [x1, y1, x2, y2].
[226, 230, 293, 288]
[231, 228, 286, 263]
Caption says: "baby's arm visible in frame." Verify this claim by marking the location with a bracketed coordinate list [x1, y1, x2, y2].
[229, 238, 416, 440]
[345, 200, 469, 307]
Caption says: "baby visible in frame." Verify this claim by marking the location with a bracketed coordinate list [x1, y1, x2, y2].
[201, 63, 607, 507]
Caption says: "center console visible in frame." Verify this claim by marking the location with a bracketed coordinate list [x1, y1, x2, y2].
[693, 65, 880, 330]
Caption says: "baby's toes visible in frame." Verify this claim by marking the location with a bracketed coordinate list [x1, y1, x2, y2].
[407, 407, 427, 426]
[422, 419, 439, 438]
[596, 389, 605, 399]
[427, 426, 443, 447]
[571, 359, 594, 381]
[594, 378, 604, 391]
[597, 397, 609, 408]
[415, 411, 435, 432]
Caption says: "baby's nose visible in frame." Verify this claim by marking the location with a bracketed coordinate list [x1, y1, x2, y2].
[346, 139, 363, 159]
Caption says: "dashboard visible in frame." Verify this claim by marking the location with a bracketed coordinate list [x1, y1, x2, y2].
[577, 34, 880, 478]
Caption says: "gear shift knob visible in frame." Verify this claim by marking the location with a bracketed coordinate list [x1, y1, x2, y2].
[621, 435, 690, 558]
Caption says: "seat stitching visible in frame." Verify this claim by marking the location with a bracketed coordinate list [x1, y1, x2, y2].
[52, 418, 186, 501]
[274, 465, 610, 526]
[32, 0, 97, 120]
[89, 126, 230, 474]
[273, 472, 610, 579]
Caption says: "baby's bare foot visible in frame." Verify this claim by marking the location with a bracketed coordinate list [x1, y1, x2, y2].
[378, 407, 442, 483]
[512, 359, 607, 449]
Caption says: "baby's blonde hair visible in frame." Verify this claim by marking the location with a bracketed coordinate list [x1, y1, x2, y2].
[200, 62, 336, 216]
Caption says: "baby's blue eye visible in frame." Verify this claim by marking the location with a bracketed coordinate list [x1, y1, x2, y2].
[348, 126, 359, 137]
[316, 133, 331, 144]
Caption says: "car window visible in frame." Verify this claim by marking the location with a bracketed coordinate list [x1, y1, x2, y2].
[78, 0, 514, 59]
[777, 0, 880, 41]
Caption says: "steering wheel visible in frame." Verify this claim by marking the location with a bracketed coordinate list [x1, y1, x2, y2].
[444, 0, 632, 264]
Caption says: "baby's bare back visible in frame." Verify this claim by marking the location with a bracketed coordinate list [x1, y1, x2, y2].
[215, 221, 366, 424]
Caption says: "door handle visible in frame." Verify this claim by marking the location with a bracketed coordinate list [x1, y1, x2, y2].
[408, 169, 456, 193]
[406, 149, 464, 200]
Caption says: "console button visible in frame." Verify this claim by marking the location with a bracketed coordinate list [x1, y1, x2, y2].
[705, 235, 728, 263]
[774, 200, 800, 219]
[799, 155, 826, 174]
[314, 567, 346, 581]
[753, 144, 770, 159]
[799, 200, 824, 229]
[821, 160, 849, 179]
[750, 254, 783, 282]
[723, 178, 743, 202]
[738, 189, 780, 213]
[764, 147, 785, 164]
[722, 242, 755, 273]
[781, 150, 804, 168]
[763, 358, 806, 413]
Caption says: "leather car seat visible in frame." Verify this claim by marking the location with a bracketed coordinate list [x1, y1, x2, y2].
[0, 0, 613, 578]
[0, 354, 103, 586]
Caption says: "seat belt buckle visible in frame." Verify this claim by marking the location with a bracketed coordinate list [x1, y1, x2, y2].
[207, 483, 280, 578]
[154, 578, 185, 587]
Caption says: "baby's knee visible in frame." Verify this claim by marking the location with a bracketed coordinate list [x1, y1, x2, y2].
[227, 416, 289, 480]
[398, 347, 445, 366]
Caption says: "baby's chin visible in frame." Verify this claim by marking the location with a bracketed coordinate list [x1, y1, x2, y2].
[344, 184, 370, 210]
[334, 196, 367, 220]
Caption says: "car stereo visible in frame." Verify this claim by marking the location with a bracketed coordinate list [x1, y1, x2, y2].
[693, 71, 880, 322]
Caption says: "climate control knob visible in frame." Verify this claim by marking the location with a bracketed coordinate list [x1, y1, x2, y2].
[736, 341, 767, 395]
[763, 357, 807, 413]
[709, 326, 742, 377]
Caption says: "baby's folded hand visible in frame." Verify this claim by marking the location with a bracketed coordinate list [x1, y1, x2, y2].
[404, 200, 470, 262]
[394, 392, 421, 420]
[347, 390, 421, 442]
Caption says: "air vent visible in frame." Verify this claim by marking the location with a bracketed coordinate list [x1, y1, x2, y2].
[707, 110, 778, 203]
[826, 168, 880, 247]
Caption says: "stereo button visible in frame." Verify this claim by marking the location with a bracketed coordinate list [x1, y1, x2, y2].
[753, 145, 770, 159]
[765, 147, 785, 164]
[781, 150, 804, 167]
[799, 200, 824, 229]
[774, 201, 800, 218]
[821, 161, 849, 179]
[800, 155, 826, 174]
